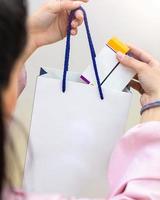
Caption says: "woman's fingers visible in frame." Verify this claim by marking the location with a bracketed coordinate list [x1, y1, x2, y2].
[117, 52, 148, 73]
[48, 0, 85, 35]
[71, 20, 78, 28]
[127, 43, 154, 64]
[71, 10, 83, 28]
[75, 10, 84, 25]
[71, 10, 83, 35]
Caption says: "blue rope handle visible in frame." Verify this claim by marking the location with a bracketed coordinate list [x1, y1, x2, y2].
[62, 7, 104, 100]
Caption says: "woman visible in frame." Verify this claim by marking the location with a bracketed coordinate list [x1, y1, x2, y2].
[1, 0, 160, 199]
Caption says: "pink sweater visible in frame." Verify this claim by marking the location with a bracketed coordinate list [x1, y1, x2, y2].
[6, 121, 160, 199]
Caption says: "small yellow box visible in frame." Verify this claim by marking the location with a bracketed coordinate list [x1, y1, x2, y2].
[107, 37, 130, 54]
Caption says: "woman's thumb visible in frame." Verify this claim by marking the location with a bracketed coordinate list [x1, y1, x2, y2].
[116, 51, 146, 73]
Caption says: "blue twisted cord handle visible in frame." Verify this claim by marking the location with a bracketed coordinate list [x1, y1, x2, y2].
[62, 7, 104, 100]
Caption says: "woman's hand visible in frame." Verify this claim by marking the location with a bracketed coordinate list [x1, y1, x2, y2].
[117, 45, 160, 106]
[21, 0, 88, 62]
[117, 45, 160, 122]
[18, 0, 88, 95]
[27, 0, 88, 53]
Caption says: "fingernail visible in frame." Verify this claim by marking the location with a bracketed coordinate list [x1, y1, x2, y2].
[117, 51, 125, 61]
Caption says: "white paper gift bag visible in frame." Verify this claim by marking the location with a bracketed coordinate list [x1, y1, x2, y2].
[23, 68, 132, 197]
[23, 8, 133, 198]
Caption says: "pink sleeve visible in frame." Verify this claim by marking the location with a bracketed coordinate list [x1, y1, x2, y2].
[10, 122, 160, 200]
[108, 121, 160, 199]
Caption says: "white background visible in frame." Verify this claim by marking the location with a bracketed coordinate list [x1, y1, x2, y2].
[15, 0, 160, 133]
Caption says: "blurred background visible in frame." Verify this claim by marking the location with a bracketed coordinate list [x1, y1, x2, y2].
[13, 0, 160, 186]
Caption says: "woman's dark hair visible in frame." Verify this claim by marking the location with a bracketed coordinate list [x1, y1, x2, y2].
[0, 0, 27, 198]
